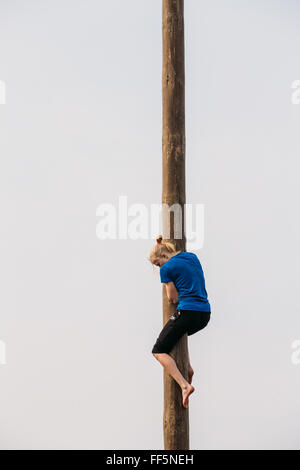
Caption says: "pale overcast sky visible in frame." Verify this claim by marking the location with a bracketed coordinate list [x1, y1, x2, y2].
[0, 0, 300, 450]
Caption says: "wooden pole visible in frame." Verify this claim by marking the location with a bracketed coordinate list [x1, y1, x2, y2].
[162, 0, 189, 450]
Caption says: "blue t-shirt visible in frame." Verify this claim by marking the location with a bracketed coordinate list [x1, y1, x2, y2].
[160, 251, 211, 312]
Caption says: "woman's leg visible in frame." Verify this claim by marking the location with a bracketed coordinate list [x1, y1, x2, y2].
[187, 348, 194, 384]
[186, 310, 211, 383]
[152, 352, 194, 408]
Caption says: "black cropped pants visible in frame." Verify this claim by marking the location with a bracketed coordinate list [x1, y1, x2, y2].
[151, 309, 211, 354]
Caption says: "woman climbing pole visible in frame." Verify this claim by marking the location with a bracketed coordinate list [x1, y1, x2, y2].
[148, 235, 211, 409]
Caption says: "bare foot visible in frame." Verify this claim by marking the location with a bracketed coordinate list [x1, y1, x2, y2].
[182, 383, 195, 408]
[188, 367, 194, 384]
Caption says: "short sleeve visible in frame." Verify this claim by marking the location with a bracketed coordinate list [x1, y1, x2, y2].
[160, 264, 173, 283]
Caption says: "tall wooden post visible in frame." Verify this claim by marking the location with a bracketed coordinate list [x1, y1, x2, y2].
[162, 0, 189, 449]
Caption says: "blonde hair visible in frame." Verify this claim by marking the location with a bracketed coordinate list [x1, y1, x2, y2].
[147, 234, 181, 265]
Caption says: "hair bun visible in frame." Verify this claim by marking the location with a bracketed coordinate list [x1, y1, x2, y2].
[156, 235, 163, 244]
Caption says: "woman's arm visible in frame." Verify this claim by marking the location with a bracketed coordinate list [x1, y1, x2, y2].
[164, 281, 179, 304]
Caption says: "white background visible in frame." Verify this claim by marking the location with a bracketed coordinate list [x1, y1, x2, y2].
[0, 0, 300, 449]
